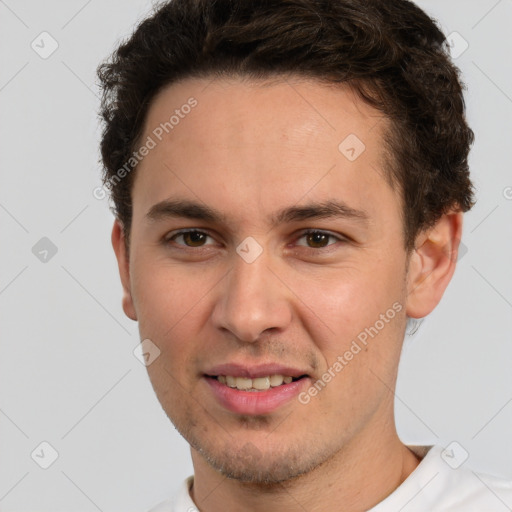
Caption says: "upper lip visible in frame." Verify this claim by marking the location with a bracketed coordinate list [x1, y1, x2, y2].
[205, 363, 310, 379]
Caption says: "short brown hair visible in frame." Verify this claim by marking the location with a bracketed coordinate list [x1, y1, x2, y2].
[97, 0, 474, 250]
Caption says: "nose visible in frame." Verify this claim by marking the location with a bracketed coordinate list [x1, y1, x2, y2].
[211, 249, 293, 343]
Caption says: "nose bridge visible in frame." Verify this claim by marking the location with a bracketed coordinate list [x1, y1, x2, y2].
[212, 248, 291, 342]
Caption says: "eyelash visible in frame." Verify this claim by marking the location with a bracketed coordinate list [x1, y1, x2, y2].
[165, 228, 346, 250]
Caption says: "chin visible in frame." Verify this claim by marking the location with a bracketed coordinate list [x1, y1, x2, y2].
[187, 427, 334, 485]
[203, 448, 314, 485]
[163, 393, 346, 485]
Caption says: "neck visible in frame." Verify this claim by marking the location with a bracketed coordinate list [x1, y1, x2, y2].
[189, 429, 421, 512]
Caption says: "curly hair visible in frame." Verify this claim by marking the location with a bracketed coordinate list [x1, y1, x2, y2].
[97, 0, 475, 251]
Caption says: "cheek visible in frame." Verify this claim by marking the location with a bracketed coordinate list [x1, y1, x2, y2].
[293, 269, 406, 418]
[131, 259, 212, 345]
[290, 261, 406, 357]
[134, 265, 212, 399]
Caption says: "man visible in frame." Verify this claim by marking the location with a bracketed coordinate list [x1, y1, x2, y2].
[97, 0, 512, 510]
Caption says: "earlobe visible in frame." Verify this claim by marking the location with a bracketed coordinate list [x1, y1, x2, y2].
[111, 220, 137, 321]
[405, 212, 464, 319]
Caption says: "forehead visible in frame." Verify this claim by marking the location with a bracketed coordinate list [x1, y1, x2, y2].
[132, 76, 399, 230]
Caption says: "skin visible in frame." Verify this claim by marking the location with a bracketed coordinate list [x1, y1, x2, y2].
[112, 77, 463, 511]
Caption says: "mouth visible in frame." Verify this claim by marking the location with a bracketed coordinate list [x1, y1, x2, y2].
[205, 374, 308, 392]
[203, 368, 311, 415]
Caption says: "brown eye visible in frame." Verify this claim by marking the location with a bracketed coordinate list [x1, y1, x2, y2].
[183, 231, 207, 247]
[305, 232, 330, 248]
[296, 230, 340, 249]
[169, 230, 212, 247]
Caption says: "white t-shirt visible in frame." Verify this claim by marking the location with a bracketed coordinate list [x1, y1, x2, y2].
[147, 445, 512, 511]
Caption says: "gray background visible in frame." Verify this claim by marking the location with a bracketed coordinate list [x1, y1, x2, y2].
[0, 0, 511, 510]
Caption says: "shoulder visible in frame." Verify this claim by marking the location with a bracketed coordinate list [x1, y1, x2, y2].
[372, 445, 512, 511]
[145, 476, 196, 512]
[414, 445, 512, 510]
[437, 464, 512, 509]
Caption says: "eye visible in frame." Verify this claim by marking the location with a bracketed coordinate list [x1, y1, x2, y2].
[295, 230, 344, 249]
[166, 229, 216, 248]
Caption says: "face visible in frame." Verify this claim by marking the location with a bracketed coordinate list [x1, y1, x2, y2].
[118, 77, 415, 483]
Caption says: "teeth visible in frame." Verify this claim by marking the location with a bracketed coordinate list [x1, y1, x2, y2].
[252, 377, 270, 390]
[269, 375, 284, 386]
[216, 374, 298, 391]
[236, 377, 252, 390]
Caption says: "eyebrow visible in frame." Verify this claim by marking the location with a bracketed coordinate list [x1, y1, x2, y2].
[145, 198, 369, 227]
[271, 200, 369, 226]
[146, 199, 224, 223]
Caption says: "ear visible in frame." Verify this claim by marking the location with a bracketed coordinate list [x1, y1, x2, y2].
[405, 211, 464, 319]
[111, 219, 137, 321]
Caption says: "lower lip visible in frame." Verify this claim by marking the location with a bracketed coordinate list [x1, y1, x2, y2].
[205, 376, 310, 415]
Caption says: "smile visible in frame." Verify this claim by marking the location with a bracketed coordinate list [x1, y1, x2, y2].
[214, 374, 303, 391]
[204, 373, 310, 415]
